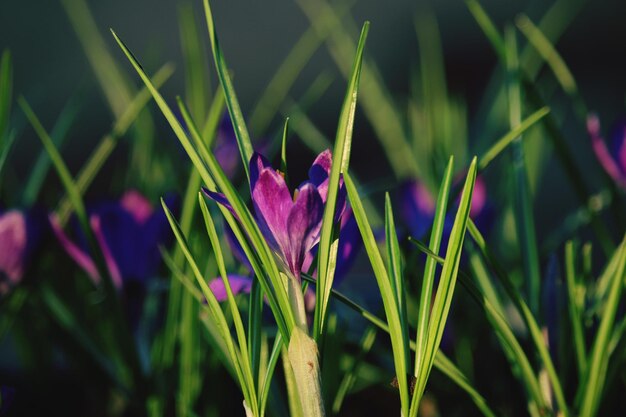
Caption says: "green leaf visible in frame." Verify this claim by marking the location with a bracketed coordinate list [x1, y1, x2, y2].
[564, 241, 587, 379]
[345, 172, 410, 415]
[314, 21, 369, 339]
[202, 0, 254, 181]
[280, 117, 290, 187]
[414, 156, 453, 376]
[0, 50, 12, 142]
[410, 158, 477, 416]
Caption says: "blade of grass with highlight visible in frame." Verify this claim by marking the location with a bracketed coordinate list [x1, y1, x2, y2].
[112, 31, 295, 338]
[409, 158, 477, 417]
[56, 63, 175, 225]
[478, 106, 550, 170]
[565, 241, 587, 379]
[198, 193, 259, 415]
[301, 271, 497, 417]
[579, 236, 626, 417]
[297, 0, 419, 179]
[314, 22, 369, 339]
[414, 157, 453, 376]
[345, 172, 410, 415]
[506, 28, 542, 317]
[161, 200, 256, 414]
[23, 96, 79, 206]
[409, 237, 548, 414]
[202, 0, 254, 180]
[248, 0, 354, 135]
[280, 117, 290, 187]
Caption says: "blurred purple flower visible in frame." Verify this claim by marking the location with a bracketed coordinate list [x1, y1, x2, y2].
[206, 150, 360, 303]
[399, 175, 493, 243]
[587, 114, 626, 189]
[0, 386, 15, 416]
[0, 209, 44, 295]
[50, 190, 174, 288]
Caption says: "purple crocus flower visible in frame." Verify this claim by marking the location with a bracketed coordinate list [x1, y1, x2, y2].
[0, 209, 43, 295]
[206, 149, 360, 302]
[399, 175, 493, 242]
[587, 114, 626, 189]
[50, 190, 173, 288]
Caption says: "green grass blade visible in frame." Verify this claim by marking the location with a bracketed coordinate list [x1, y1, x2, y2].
[414, 157, 453, 376]
[410, 158, 477, 416]
[202, 0, 254, 181]
[0, 50, 12, 142]
[345, 172, 410, 415]
[161, 199, 255, 409]
[198, 193, 259, 414]
[478, 106, 550, 170]
[565, 241, 587, 379]
[56, 63, 175, 225]
[314, 21, 369, 340]
[506, 28, 542, 317]
[297, 0, 418, 178]
[579, 236, 626, 417]
[248, 0, 354, 135]
[465, 0, 506, 62]
[23, 96, 79, 206]
[0, 130, 15, 180]
[280, 117, 290, 187]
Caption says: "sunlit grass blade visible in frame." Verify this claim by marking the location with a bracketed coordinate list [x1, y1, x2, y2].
[202, 0, 254, 181]
[409, 237, 548, 414]
[198, 193, 259, 414]
[478, 106, 550, 170]
[564, 241, 587, 379]
[465, 0, 506, 62]
[23, 96, 79, 206]
[297, 0, 419, 178]
[248, 0, 354, 135]
[506, 28, 542, 317]
[414, 156, 453, 376]
[410, 158, 477, 416]
[578, 235, 626, 417]
[467, 220, 569, 416]
[56, 63, 175, 225]
[301, 271, 497, 417]
[384, 193, 408, 363]
[0, 50, 12, 142]
[314, 21, 369, 339]
[0, 130, 15, 180]
[258, 334, 283, 416]
[345, 172, 410, 415]
[161, 199, 256, 413]
[280, 117, 290, 187]
[112, 30, 294, 339]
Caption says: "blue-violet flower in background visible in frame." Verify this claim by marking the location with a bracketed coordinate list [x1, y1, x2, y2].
[587, 113, 626, 189]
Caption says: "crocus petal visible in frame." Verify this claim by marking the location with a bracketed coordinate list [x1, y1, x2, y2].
[609, 120, 626, 176]
[49, 214, 100, 285]
[249, 152, 272, 191]
[225, 226, 253, 272]
[588, 114, 626, 187]
[308, 149, 332, 187]
[90, 215, 123, 289]
[399, 180, 435, 239]
[470, 176, 487, 218]
[285, 183, 324, 277]
[0, 211, 27, 286]
[120, 190, 153, 225]
[334, 209, 362, 283]
[252, 167, 294, 252]
[208, 274, 253, 301]
[202, 187, 239, 220]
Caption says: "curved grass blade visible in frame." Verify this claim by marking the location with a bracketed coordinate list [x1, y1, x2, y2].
[564, 241, 587, 379]
[202, 0, 254, 181]
[161, 199, 256, 411]
[409, 158, 477, 417]
[280, 117, 290, 187]
[579, 236, 626, 417]
[414, 157, 453, 376]
[56, 63, 175, 225]
[0, 50, 12, 142]
[314, 21, 369, 339]
[345, 172, 410, 415]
